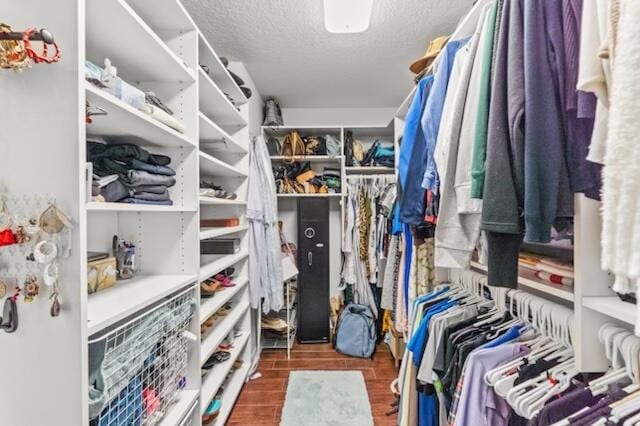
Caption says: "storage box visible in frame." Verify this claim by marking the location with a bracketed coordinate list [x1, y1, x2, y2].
[200, 218, 240, 228]
[389, 326, 406, 362]
[87, 256, 117, 294]
[200, 238, 240, 255]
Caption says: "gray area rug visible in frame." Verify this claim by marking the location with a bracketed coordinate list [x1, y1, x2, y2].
[280, 370, 374, 426]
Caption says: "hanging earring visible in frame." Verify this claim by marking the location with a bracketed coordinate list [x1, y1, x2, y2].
[23, 274, 39, 302]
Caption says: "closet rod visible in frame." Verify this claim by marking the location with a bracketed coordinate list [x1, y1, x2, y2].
[0, 27, 55, 44]
[346, 175, 396, 180]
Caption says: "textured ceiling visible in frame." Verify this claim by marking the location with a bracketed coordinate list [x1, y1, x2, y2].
[182, 0, 473, 108]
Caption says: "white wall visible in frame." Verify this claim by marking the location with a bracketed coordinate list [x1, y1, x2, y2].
[281, 107, 395, 127]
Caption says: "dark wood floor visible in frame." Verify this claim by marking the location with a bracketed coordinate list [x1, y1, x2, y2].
[227, 343, 399, 426]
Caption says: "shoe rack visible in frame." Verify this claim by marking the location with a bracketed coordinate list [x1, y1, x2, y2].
[0, 1, 255, 425]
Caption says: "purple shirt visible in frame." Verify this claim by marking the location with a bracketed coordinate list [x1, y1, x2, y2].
[562, 0, 602, 200]
[454, 343, 531, 426]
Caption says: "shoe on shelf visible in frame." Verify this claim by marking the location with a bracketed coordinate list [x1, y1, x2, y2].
[217, 303, 233, 316]
[202, 398, 221, 425]
[203, 350, 232, 370]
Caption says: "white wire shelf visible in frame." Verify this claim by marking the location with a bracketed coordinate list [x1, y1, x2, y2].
[200, 300, 250, 366]
[86, 83, 197, 149]
[199, 277, 249, 324]
[470, 261, 574, 302]
[200, 251, 249, 281]
[200, 225, 249, 240]
[199, 112, 247, 154]
[199, 151, 247, 177]
[87, 274, 198, 335]
[582, 296, 636, 325]
[199, 68, 247, 130]
[158, 389, 200, 426]
[86, 0, 195, 83]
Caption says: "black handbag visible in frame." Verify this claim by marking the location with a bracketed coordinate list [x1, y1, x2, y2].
[263, 98, 284, 126]
[266, 137, 281, 156]
[345, 131, 354, 166]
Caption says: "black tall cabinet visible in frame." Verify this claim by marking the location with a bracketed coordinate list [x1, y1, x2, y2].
[296, 198, 330, 343]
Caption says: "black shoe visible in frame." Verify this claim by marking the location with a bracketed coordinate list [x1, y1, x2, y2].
[240, 86, 252, 99]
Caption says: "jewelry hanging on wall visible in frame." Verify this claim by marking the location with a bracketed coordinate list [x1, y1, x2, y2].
[22, 275, 39, 302]
[0, 24, 61, 71]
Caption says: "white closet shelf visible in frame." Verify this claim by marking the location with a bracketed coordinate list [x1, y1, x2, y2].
[199, 112, 247, 154]
[200, 225, 249, 240]
[199, 197, 247, 206]
[200, 301, 250, 366]
[200, 251, 249, 281]
[86, 201, 197, 213]
[345, 166, 395, 174]
[87, 274, 198, 335]
[200, 277, 249, 324]
[269, 155, 344, 163]
[277, 193, 342, 198]
[127, 0, 195, 33]
[200, 331, 250, 415]
[198, 34, 248, 106]
[582, 296, 636, 325]
[158, 389, 199, 426]
[86, 84, 197, 148]
[199, 151, 247, 177]
[346, 125, 394, 138]
[199, 68, 248, 129]
[470, 261, 574, 302]
[213, 363, 251, 426]
[86, 0, 195, 83]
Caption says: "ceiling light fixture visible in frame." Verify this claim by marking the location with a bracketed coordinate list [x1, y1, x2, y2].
[323, 0, 373, 34]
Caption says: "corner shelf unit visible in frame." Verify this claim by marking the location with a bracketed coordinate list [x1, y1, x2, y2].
[1, 2, 254, 425]
[261, 124, 396, 358]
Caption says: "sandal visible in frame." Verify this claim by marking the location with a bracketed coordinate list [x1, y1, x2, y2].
[201, 280, 221, 293]
[217, 304, 233, 316]
[203, 351, 231, 369]
[214, 273, 236, 287]
[202, 399, 221, 424]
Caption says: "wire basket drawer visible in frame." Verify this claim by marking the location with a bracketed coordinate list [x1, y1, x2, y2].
[88, 287, 196, 426]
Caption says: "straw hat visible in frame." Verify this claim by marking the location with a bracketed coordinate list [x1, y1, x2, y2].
[410, 35, 449, 74]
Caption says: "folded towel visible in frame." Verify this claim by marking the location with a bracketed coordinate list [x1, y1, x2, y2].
[128, 170, 176, 188]
[139, 103, 185, 134]
[534, 271, 574, 287]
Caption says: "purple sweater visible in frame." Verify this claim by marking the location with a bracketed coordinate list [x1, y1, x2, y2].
[523, 0, 574, 243]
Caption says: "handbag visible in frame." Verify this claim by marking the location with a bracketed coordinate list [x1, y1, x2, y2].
[281, 131, 306, 161]
[263, 98, 284, 126]
[345, 131, 354, 166]
[325, 134, 341, 157]
[266, 137, 281, 156]
[304, 137, 320, 155]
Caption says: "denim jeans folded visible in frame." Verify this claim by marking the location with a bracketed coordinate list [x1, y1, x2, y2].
[134, 190, 170, 202]
[128, 170, 176, 188]
[101, 180, 130, 202]
[88, 141, 171, 166]
[131, 185, 169, 195]
[128, 159, 175, 176]
[122, 198, 173, 206]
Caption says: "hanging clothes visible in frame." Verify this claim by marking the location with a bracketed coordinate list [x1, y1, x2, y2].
[248, 137, 283, 313]
[341, 176, 395, 318]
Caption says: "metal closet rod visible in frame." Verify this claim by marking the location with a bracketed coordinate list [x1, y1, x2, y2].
[0, 28, 55, 44]
[346, 174, 395, 180]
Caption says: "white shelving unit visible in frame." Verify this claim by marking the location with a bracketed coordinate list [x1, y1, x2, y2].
[1, 2, 255, 425]
[196, 29, 252, 424]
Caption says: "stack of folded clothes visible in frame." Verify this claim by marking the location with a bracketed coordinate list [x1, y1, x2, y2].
[519, 252, 574, 287]
[88, 140, 176, 206]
